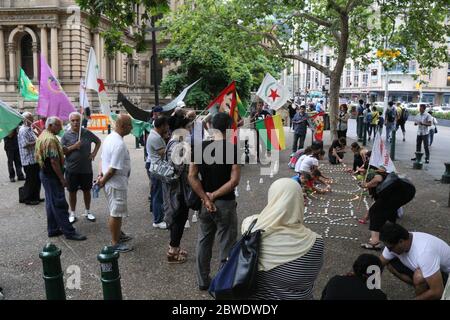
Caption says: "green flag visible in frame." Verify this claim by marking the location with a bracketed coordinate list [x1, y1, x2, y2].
[110, 113, 153, 138]
[0, 100, 23, 140]
[18, 68, 39, 101]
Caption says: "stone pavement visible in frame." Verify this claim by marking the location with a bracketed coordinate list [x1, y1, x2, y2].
[0, 127, 449, 300]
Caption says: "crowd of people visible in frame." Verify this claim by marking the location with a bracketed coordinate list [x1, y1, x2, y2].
[1, 98, 448, 301]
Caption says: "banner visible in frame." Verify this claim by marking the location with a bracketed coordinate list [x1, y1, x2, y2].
[256, 73, 289, 110]
[369, 131, 396, 173]
[308, 112, 325, 141]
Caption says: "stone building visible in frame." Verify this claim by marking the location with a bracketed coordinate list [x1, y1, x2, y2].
[0, 0, 175, 112]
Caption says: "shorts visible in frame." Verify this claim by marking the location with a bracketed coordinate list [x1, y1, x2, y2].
[65, 172, 93, 192]
[390, 258, 449, 286]
[104, 185, 128, 218]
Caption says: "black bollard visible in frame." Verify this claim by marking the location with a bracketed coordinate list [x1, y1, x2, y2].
[39, 243, 66, 300]
[358, 116, 364, 142]
[413, 152, 424, 170]
[244, 139, 250, 164]
[362, 121, 367, 146]
[97, 246, 122, 300]
[441, 162, 450, 184]
[107, 124, 111, 134]
[390, 129, 396, 161]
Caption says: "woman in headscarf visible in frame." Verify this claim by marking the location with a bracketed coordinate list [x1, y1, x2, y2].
[241, 178, 324, 300]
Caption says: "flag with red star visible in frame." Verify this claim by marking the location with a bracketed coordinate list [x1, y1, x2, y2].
[256, 73, 289, 110]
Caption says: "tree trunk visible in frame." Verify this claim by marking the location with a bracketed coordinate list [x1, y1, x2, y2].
[329, 72, 341, 141]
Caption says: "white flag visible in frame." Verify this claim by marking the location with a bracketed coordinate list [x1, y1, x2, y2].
[79, 78, 90, 110]
[84, 47, 111, 117]
[256, 73, 289, 110]
[369, 132, 396, 173]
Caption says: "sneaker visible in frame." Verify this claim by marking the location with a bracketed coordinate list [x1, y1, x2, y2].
[10, 178, 15, 182]
[83, 212, 96, 222]
[184, 220, 190, 229]
[403, 137, 405, 142]
[68, 212, 77, 224]
[119, 232, 133, 243]
[18, 176, 25, 181]
[411, 158, 416, 161]
[111, 243, 133, 253]
[425, 159, 429, 164]
[152, 221, 167, 229]
[65, 232, 87, 241]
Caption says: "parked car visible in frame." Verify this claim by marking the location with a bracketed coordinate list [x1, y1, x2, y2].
[431, 105, 450, 113]
[406, 103, 432, 112]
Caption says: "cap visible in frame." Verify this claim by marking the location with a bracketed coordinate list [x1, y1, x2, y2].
[176, 101, 186, 108]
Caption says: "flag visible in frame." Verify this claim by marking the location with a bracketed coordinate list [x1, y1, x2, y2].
[236, 93, 248, 117]
[18, 68, 38, 101]
[0, 100, 23, 140]
[84, 47, 111, 116]
[110, 113, 152, 138]
[369, 131, 396, 173]
[207, 81, 236, 114]
[79, 78, 90, 112]
[255, 114, 286, 151]
[117, 91, 151, 122]
[162, 78, 201, 112]
[37, 55, 76, 120]
[256, 73, 289, 110]
[308, 112, 325, 141]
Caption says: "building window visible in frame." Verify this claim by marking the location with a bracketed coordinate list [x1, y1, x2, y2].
[362, 71, 369, 87]
[354, 64, 359, 88]
[346, 64, 351, 87]
[422, 94, 435, 104]
[20, 34, 34, 79]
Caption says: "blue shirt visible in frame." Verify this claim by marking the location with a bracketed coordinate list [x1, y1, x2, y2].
[315, 103, 323, 112]
[292, 112, 309, 135]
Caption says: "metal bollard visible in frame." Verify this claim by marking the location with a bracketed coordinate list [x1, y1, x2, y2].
[390, 129, 396, 161]
[39, 243, 66, 300]
[244, 139, 250, 164]
[97, 246, 122, 300]
[441, 162, 450, 184]
[135, 137, 140, 149]
[413, 152, 424, 170]
[358, 116, 364, 142]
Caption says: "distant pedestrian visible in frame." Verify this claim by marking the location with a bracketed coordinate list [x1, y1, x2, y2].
[336, 104, 350, 139]
[35, 117, 87, 241]
[315, 100, 324, 113]
[369, 106, 379, 140]
[428, 110, 438, 146]
[378, 111, 384, 136]
[188, 113, 240, 291]
[291, 105, 309, 153]
[362, 104, 372, 138]
[411, 104, 432, 164]
[81, 106, 91, 128]
[328, 137, 346, 165]
[288, 102, 296, 130]
[385, 101, 397, 143]
[18, 112, 42, 205]
[356, 99, 365, 136]
[61, 112, 101, 223]
[97, 114, 133, 252]
[3, 127, 25, 183]
[395, 103, 407, 142]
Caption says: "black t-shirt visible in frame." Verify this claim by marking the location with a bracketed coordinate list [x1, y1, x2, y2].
[321, 275, 387, 300]
[192, 140, 240, 201]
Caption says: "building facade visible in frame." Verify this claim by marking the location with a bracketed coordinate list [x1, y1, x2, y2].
[0, 0, 175, 112]
[285, 45, 450, 106]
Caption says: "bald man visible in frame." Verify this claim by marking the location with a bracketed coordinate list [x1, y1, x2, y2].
[98, 114, 134, 253]
[18, 112, 42, 205]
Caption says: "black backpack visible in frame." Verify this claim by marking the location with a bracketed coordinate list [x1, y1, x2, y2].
[401, 108, 409, 122]
[386, 108, 395, 123]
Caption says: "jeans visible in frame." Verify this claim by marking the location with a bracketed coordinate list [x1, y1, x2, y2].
[39, 171, 76, 237]
[22, 163, 41, 202]
[416, 134, 430, 160]
[6, 149, 24, 180]
[196, 199, 238, 287]
[151, 177, 164, 223]
[385, 123, 395, 142]
[292, 133, 306, 153]
[429, 130, 435, 146]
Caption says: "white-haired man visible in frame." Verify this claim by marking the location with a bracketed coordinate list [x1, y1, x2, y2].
[18, 112, 42, 205]
[61, 112, 101, 223]
[35, 116, 86, 240]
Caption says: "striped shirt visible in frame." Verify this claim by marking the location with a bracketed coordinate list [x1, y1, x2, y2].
[250, 237, 324, 300]
[18, 125, 37, 166]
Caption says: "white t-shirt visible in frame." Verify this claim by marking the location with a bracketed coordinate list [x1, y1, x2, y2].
[382, 232, 450, 278]
[295, 154, 308, 173]
[101, 131, 131, 190]
[299, 155, 319, 173]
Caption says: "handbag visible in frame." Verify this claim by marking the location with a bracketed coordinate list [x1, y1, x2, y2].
[208, 219, 263, 300]
[434, 127, 438, 134]
[148, 140, 179, 184]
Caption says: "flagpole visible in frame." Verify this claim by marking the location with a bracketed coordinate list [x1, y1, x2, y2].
[80, 48, 93, 141]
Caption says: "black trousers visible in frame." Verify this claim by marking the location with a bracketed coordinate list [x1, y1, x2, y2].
[292, 133, 306, 153]
[23, 163, 41, 202]
[169, 195, 190, 248]
[337, 130, 347, 140]
[416, 134, 430, 160]
[6, 149, 24, 179]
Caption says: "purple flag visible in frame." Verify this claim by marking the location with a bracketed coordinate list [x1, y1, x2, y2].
[37, 55, 75, 120]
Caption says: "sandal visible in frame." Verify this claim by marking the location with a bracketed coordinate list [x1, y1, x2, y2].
[167, 251, 187, 264]
[360, 242, 383, 250]
[357, 218, 368, 224]
[168, 246, 188, 257]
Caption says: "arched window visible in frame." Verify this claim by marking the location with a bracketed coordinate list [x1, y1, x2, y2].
[20, 34, 34, 79]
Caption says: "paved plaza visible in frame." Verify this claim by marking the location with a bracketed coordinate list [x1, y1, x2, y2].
[0, 125, 449, 300]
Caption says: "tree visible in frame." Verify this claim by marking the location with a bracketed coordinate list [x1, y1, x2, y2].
[220, 0, 449, 137]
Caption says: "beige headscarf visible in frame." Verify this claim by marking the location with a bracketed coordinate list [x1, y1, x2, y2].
[241, 178, 319, 272]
